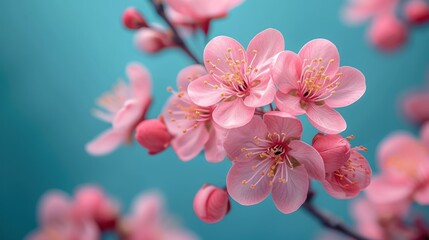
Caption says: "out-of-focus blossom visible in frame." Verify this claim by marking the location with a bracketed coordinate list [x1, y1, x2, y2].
[135, 118, 173, 155]
[135, 27, 175, 53]
[313, 134, 371, 199]
[225, 112, 325, 214]
[405, 0, 429, 25]
[27, 190, 99, 240]
[422, 122, 429, 149]
[72, 186, 119, 231]
[342, 0, 398, 24]
[122, 7, 148, 30]
[123, 192, 198, 240]
[367, 14, 408, 52]
[366, 132, 429, 205]
[193, 184, 230, 223]
[351, 197, 412, 240]
[188, 28, 282, 129]
[86, 63, 152, 156]
[164, 65, 227, 162]
[272, 39, 366, 134]
[165, 0, 242, 34]
[402, 87, 429, 124]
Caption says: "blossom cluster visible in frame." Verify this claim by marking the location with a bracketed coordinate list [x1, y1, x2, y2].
[342, 0, 429, 51]
[27, 185, 197, 240]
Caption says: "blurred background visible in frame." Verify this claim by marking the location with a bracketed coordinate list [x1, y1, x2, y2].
[1, 0, 428, 239]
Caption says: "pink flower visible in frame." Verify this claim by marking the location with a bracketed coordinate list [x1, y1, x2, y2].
[135, 118, 173, 155]
[188, 29, 282, 129]
[405, 0, 429, 25]
[163, 65, 227, 162]
[366, 132, 429, 205]
[86, 63, 152, 156]
[402, 87, 429, 124]
[342, 0, 398, 24]
[367, 14, 408, 52]
[123, 192, 198, 240]
[313, 134, 372, 199]
[193, 184, 230, 224]
[225, 111, 325, 214]
[135, 27, 174, 53]
[165, 0, 242, 34]
[271, 39, 366, 134]
[27, 191, 99, 240]
[122, 7, 148, 30]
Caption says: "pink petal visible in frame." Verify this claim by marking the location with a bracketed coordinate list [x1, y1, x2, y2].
[246, 28, 284, 73]
[224, 116, 269, 161]
[176, 65, 207, 91]
[113, 99, 143, 130]
[274, 91, 306, 115]
[365, 175, 414, 204]
[38, 190, 71, 225]
[306, 103, 347, 134]
[402, 91, 429, 124]
[172, 124, 209, 161]
[204, 123, 227, 162]
[271, 51, 302, 93]
[271, 165, 309, 214]
[188, 74, 223, 106]
[415, 184, 429, 204]
[91, 109, 114, 123]
[127, 63, 152, 101]
[288, 140, 325, 180]
[227, 159, 272, 205]
[131, 191, 164, 225]
[263, 111, 303, 139]
[212, 98, 254, 129]
[244, 79, 276, 107]
[322, 179, 360, 199]
[422, 122, 429, 149]
[204, 36, 246, 78]
[351, 198, 383, 240]
[86, 129, 126, 156]
[166, 0, 242, 20]
[324, 66, 366, 108]
[163, 95, 194, 136]
[298, 39, 340, 78]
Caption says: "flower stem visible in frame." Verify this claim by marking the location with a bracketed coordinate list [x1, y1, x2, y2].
[148, 0, 202, 64]
[302, 190, 372, 240]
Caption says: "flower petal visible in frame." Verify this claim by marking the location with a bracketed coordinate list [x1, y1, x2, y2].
[298, 39, 340, 78]
[263, 111, 303, 140]
[171, 124, 209, 161]
[227, 159, 272, 205]
[275, 91, 306, 115]
[39, 190, 71, 225]
[402, 91, 429, 124]
[204, 122, 227, 162]
[127, 63, 152, 101]
[212, 98, 254, 129]
[324, 66, 366, 108]
[271, 51, 302, 93]
[113, 99, 143, 130]
[306, 103, 347, 134]
[188, 74, 223, 106]
[176, 64, 207, 91]
[244, 79, 276, 107]
[322, 179, 359, 199]
[288, 140, 325, 180]
[365, 175, 414, 204]
[271, 165, 309, 214]
[86, 129, 126, 156]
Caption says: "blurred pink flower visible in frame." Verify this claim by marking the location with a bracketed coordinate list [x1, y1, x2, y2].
[135, 27, 174, 54]
[135, 118, 173, 155]
[402, 87, 429, 124]
[422, 122, 429, 149]
[225, 111, 325, 214]
[164, 65, 227, 162]
[165, 0, 242, 34]
[123, 192, 198, 240]
[342, 0, 398, 24]
[86, 63, 152, 156]
[193, 184, 230, 224]
[366, 132, 429, 205]
[367, 14, 408, 52]
[188, 28, 282, 129]
[272, 39, 366, 134]
[122, 7, 148, 30]
[405, 0, 429, 25]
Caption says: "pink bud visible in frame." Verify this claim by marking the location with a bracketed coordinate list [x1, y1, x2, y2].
[312, 133, 351, 173]
[368, 14, 408, 52]
[122, 7, 148, 30]
[134, 28, 174, 53]
[405, 0, 429, 25]
[193, 184, 230, 224]
[135, 118, 173, 155]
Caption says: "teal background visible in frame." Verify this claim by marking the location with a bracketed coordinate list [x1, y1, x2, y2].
[1, 0, 428, 239]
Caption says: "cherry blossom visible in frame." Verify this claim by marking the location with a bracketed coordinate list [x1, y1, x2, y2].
[193, 184, 230, 223]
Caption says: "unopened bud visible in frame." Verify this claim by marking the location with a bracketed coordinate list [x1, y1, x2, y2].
[135, 118, 172, 155]
[122, 7, 148, 30]
[312, 133, 351, 173]
[134, 28, 174, 53]
[193, 184, 230, 224]
[368, 14, 408, 52]
[405, 0, 429, 25]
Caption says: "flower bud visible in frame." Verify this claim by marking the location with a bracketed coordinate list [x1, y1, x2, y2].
[122, 7, 148, 30]
[193, 184, 230, 224]
[135, 118, 173, 155]
[134, 27, 174, 53]
[368, 14, 408, 52]
[312, 133, 351, 173]
[405, 0, 429, 25]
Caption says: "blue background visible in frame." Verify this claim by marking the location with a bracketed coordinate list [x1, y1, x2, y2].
[1, 0, 428, 239]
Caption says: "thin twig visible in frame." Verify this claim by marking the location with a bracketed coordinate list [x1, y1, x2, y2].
[302, 190, 372, 240]
[148, 0, 202, 64]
